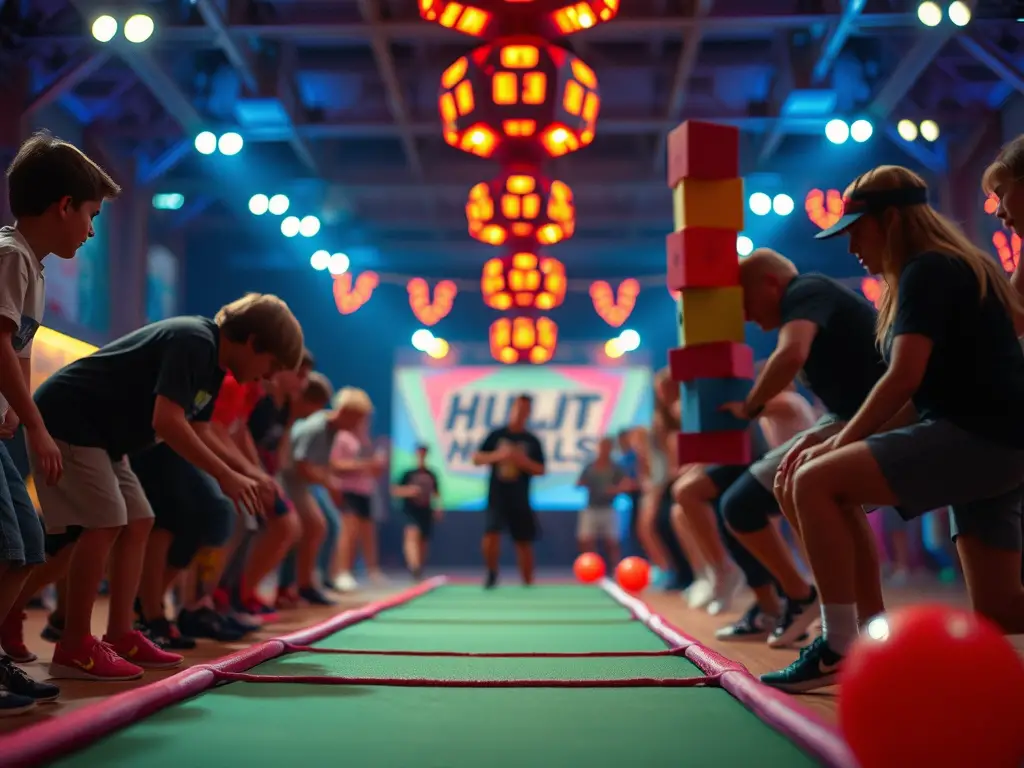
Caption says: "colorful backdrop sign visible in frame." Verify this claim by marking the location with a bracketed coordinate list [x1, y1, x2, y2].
[391, 365, 654, 511]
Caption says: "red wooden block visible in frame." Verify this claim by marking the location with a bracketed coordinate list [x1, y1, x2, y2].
[667, 120, 740, 186]
[666, 228, 740, 289]
[676, 430, 751, 467]
[668, 342, 754, 383]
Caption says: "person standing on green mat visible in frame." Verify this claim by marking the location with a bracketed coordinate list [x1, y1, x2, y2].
[473, 394, 546, 589]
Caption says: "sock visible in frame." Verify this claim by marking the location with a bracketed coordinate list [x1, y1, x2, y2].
[820, 603, 858, 655]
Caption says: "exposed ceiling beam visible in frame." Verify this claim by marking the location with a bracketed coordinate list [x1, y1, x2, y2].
[651, 0, 713, 172]
[67, 0, 205, 135]
[28, 12, 949, 49]
[868, 20, 968, 120]
[22, 51, 110, 120]
[756, 33, 798, 167]
[811, 0, 866, 83]
[956, 34, 1024, 95]
[356, 0, 423, 181]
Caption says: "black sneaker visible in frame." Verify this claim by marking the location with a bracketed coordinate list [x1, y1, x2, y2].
[138, 618, 197, 651]
[0, 686, 34, 717]
[0, 657, 59, 703]
[484, 571, 498, 590]
[715, 604, 777, 642]
[760, 636, 843, 693]
[178, 607, 245, 642]
[767, 586, 818, 648]
[298, 587, 335, 607]
[40, 613, 64, 643]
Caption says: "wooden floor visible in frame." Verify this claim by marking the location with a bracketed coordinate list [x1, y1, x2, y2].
[0, 573, 998, 740]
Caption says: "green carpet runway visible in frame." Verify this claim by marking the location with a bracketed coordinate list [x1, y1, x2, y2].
[46, 584, 827, 767]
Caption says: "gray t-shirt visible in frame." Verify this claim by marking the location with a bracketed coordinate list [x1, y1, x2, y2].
[578, 461, 626, 508]
[0, 227, 45, 421]
[285, 410, 335, 487]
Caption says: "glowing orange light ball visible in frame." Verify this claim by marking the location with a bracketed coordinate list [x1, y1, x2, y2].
[614, 557, 649, 593]
[573, 552, 605, 584]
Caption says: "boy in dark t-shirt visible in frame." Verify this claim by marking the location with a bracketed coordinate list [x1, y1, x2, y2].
[392, 444, 441, 580]
[28, 294, 304, 682]
[473, 394, 545, 588]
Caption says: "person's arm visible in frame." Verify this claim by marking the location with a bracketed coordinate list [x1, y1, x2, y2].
[743, 320, 819, 417]
[516, 437, 546, 476]
[196, 421, 262, 476]
[833, 261, 943, 448]
[234, 426, 263, 470]
[153, 397, 236, 482]
[0, 256, 45, 432]
[832, 335, 928, 447]
[471, 431, 504, 466]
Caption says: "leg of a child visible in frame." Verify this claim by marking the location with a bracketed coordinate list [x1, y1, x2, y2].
[360, 518, 379, 573]
[404, 526, 423, 574]
[107, 516, 155, 639]
[138, 528, 174, 620]
[64, 528, 119, 643]
[293, 492, 327, 589]
[243, 508, 300, 597]
[958, 534, 1024, 633]
[336, 512, 359, 577]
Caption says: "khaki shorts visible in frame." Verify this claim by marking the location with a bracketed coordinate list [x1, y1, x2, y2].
[34, 441, 154, 533]
[577, 507, 619, 541]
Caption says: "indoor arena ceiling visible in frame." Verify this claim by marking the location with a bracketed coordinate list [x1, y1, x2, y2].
[4, 0, 1024, 269]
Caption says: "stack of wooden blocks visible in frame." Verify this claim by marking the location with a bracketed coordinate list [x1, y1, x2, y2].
[665, 119, 754, 466]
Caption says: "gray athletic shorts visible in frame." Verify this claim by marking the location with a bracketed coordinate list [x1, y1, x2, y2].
[865, 419, 1024, 552]
[577, 507, 618, 541]
[749, 414, 843, 490]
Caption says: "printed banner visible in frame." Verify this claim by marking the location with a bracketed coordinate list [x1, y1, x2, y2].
[391, 365, 654, 511]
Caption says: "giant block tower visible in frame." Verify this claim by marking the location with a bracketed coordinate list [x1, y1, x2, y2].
[666, 120, 754, 466]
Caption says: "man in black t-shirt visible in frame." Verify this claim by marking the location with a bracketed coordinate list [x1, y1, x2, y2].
[473, 394, 545, 588]
[23, 295, 303, 682]
[703, 249, 891, 655]
[392, 444, 441, 580]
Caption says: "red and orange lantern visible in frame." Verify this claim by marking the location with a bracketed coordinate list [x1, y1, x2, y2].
[438, 37, 600, 159]
[418, 0, 619, 39]
[481, 252, 566, 311]
[489, 316, 558, 365]
[466, 169, 575, 246]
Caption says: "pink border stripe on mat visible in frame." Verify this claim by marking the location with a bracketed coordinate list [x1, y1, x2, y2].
[0, 576, 446, 768]
[600, 579, 857, 768]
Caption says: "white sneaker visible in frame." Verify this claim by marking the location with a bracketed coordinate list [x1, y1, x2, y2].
[684, 577, 713, 609]
[705, 565, 745, 616]
[333, 573, 359, 592]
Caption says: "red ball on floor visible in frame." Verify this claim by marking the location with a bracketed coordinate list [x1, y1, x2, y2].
[614, 557, 650, 593]
[839, 604, 1024, 768]
[573, 553, 606, 583]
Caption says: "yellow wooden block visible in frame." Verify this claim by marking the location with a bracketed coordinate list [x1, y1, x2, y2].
[672, 177, 744, 231]
[677, 287, 745, 346]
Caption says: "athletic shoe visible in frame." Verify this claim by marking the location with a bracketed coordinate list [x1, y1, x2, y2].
[104, 629, 183, 670]
[0, 612, 37, 663]
[241, 597, 279, 623]
[760, 636, 843, 693]
[39, 613, 63, 643]
[138, 617, 197, 651]
[49, 636, 144, 681]
[684, 575, 713, 610]
[714, 604, 777, 642]
[767, 586, 819, 648]
[223, 611, 261, 634]
[298, 587, 335, 606]
[0, 686, 34, 717]
[333, 573, 359, 592]
[705, 566, 745, 616]
[0, 656, 59, 702]
[484, 571, 498, 590]
[178, 607, 246, 642]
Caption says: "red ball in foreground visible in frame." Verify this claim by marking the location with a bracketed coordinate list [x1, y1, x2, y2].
[573, 552, 606, 583]
[839, 604, 1024, 768]
[615, 556, 650, 592]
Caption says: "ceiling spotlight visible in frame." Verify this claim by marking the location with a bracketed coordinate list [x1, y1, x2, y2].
[123, 13, 154, 43]
[917, 1, 942, 26]
[217, 132, 243, 156]
[194, 131, 217, 155]
[91, 15, 117, 42]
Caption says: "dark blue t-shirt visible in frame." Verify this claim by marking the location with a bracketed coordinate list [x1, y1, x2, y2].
[479, 426, 545, 512]
[889, 252, 1024, 448]
[35, 316, 225, 458]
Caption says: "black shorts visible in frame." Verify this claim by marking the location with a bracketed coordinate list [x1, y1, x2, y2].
[704, 464, 749, 495]
[404, 507, 435, 540]
[484, 505, 538, 543]
[342, 492, 373, 520]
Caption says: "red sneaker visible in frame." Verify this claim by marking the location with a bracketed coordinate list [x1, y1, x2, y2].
[243, 597, 279, 624]
[49, 636, 144, 681]
[104, 629, 184, 670]
[0, 612, 36, 663]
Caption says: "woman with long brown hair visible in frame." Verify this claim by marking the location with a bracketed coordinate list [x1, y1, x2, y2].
[765, 165, 1024, 693]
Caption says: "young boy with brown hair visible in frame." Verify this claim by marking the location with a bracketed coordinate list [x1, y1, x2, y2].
[29, 293, 303, 681]
[0, 131, 120, 712]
